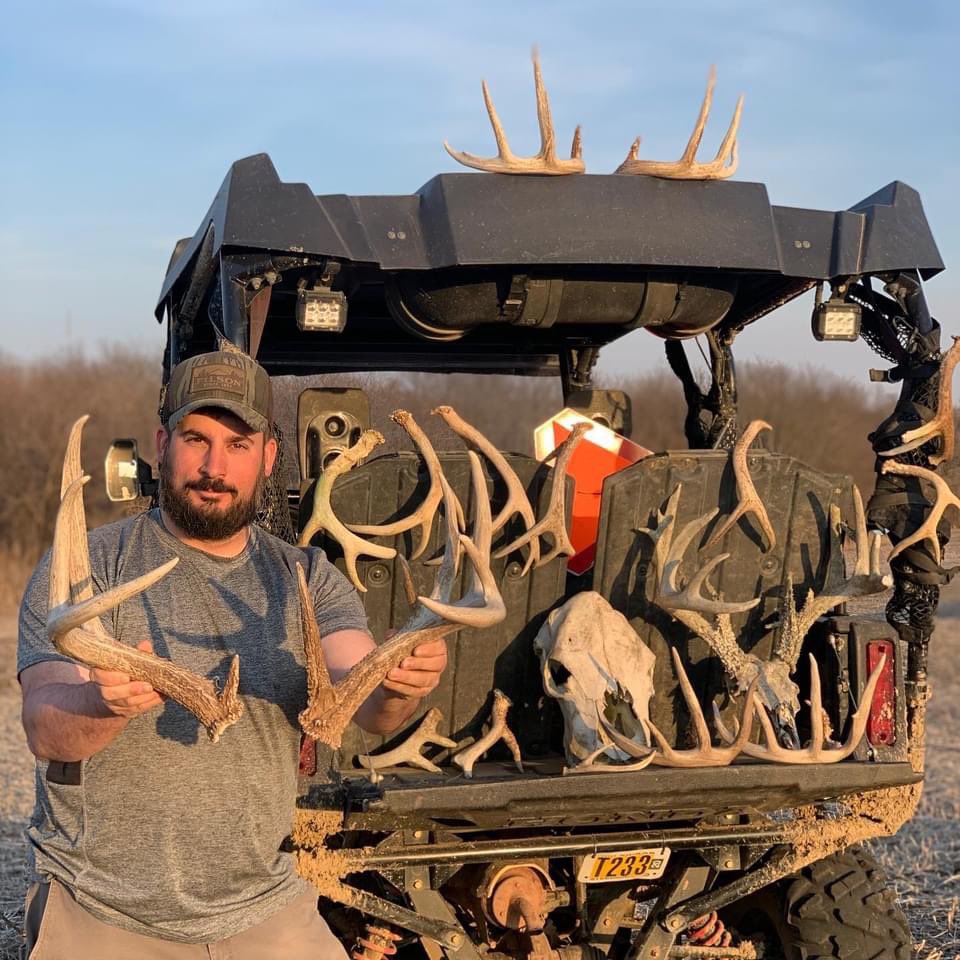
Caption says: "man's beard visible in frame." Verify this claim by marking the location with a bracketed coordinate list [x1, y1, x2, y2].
[159, 459, 264, 541]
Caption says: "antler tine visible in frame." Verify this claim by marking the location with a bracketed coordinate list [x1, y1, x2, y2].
[357, 706, 458, 775]
[297, 430, 397, 593]
[443, 47, 585, 176]
[48, 421, 242, 742]
[615, 66, 743, 180]
[348, 411, 444, 560]
[599, 649, 756, 767]
[494, 421, 590, 566]
[433, 405, 540, 573]
[728, 654, 885, 764]
[705, 420, 776, 552]
[881, 461, 960, 566]
[879, 336, 960, 465]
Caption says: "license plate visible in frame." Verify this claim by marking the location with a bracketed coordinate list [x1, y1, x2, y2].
[578, 847, 670, 884]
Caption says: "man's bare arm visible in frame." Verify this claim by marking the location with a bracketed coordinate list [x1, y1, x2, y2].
[321, 629, 448, 736]
[21, 642, 163, 762]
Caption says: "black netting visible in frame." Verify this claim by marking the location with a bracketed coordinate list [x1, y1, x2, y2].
[256, 422, 296, 543]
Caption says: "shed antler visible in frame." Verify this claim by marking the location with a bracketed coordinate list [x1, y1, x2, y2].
[771, 486, 891, 670]
[297, 430, 397, 592]
[451, 689, 523, 777]
[444, 47, 584, 176]
[880, 461, 960, 566]
[598, 649, 758, 768]
[705, 420, 776, 551]
[348, 411, 448, 560]
[879, 336, 960, 466]
[433, 405, 541, 572]
[494, 421, 590, 565]
[49, 417, 243, 742]
[357, 707, 457, 775]
[615, 66, 743, 180]
[298, 452, 506, 751]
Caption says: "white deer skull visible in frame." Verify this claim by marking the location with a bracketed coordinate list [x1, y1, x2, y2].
[534, 592, 656, 766]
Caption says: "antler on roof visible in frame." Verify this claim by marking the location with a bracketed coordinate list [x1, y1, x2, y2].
[443, 47, 585, 176]
[615, 66, 744, 180]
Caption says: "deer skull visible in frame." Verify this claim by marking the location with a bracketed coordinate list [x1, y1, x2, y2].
[534, 592, 655, 766]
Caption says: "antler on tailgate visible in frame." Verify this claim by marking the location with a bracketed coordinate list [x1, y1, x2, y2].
[704, 420, 776, 552]
[615, 66, 743, 180]
[348, 411, 449, 560]
[494, 420, 590, 566]
[297, 430, 397, 592]
[433, 405, 541, 572]
[48, 417, 243, 742]
[298, 451, 506, 750]
[444, 47, 584, 176]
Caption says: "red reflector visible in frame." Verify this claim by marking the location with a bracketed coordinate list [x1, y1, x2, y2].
[298, 734, 317, 776]
[866, 640, 896, 746]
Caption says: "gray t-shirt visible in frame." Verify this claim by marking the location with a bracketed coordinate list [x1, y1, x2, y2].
[17, 509, 368, 943]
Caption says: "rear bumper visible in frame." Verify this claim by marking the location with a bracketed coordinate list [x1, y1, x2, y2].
[301, 760, 922, 831]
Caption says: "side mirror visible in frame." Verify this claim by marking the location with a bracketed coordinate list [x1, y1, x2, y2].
[104, 440, 158, 503]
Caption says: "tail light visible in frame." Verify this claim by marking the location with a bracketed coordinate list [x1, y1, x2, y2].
[866, 639, 896, 746]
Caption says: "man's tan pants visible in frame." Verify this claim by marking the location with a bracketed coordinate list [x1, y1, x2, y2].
[22, 880, 348, 959]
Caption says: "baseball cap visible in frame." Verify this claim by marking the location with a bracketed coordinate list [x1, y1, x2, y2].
[160, 351, 273, 434]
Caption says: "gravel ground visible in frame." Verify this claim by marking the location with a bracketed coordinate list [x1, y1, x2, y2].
[0, 612, 957, 959]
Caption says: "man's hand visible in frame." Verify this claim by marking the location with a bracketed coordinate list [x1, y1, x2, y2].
[382, 638, 448, 701]
[90, 640, 164, 719]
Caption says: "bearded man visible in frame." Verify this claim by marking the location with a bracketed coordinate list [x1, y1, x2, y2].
[17, 350, 447, 959]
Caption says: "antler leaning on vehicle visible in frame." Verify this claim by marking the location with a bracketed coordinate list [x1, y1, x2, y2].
[49, 417, 244, 742]
[348, 411, 450, 561]
[356, 707, 458, 775]
[879, 336, 960, 466]
[297, 452, 507, 751]
[451, 688, 524, 778]
[770, 486, 891, 670]
[615, 66, 744, 180]
[444, 47, 585, 176]
[641, 485, 759, 685]
[714, 652, 886, 764]
[297, 430, 397, 592]
[880, 461, 960, 566]
[704, 420, 776, 551]
[594, 649, 758, 769]
[494, 421, 590, 566]
[433, 405, 541, 572]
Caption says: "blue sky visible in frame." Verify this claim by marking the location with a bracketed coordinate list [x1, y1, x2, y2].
[1, 0, 957, 384]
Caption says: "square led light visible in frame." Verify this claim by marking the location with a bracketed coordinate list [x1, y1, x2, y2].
[296, 288, 348, 332]
[812, 300, 861, 342]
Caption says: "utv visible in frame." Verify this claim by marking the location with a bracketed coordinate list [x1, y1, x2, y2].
[128, 132, 947, 960]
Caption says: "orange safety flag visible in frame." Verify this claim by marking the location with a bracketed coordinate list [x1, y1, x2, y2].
[533, 410, 651, 575]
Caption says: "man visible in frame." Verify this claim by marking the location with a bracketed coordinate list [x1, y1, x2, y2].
[17, 350, 447, 959]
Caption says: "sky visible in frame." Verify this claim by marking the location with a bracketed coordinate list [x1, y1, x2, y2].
[1, 0, 958, 386]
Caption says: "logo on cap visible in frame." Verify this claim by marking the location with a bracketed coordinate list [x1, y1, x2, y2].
[189, 365, 246, 396]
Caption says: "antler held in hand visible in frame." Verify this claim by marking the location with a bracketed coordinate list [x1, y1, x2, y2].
[49, 417, 243, 742]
